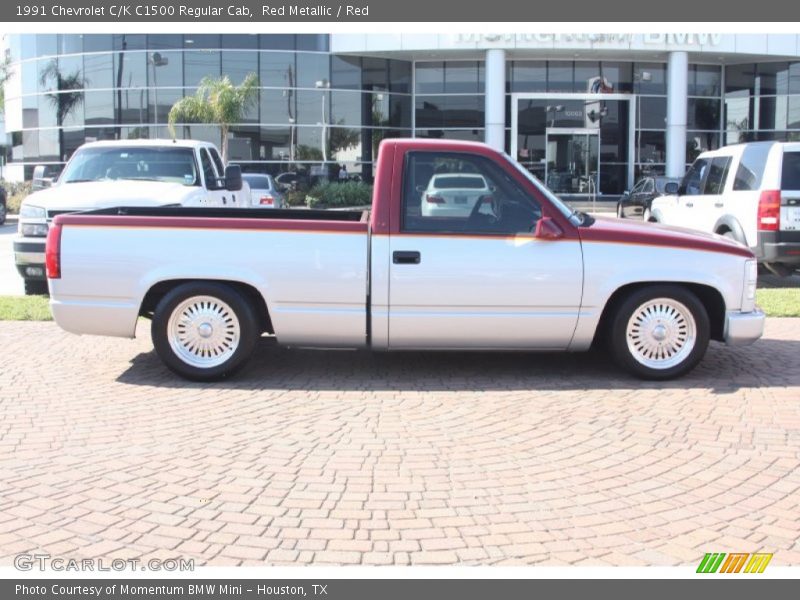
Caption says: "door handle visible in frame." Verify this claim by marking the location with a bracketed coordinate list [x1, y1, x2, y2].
[685, 202, 694, 208]
[714, 202, 724, 208]
[393, 251, 421, 265]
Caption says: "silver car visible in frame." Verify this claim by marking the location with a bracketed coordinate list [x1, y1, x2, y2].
[242, 173, 285, 208]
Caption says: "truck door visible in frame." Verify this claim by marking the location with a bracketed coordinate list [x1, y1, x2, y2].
[387, 150, 584, 349]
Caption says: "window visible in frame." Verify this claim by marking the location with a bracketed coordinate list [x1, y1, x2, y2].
[402, 151, 541, 235]
[703, 156, 732, 195]
[631, 179, 645, 194]
[681, 158, 709, 195]
[209, 147, 225, 175]
[642, 179, 655, 194]
[781, 151, 800, 190]
[200, 148, 220, 189]
[733, 143, 772, 190]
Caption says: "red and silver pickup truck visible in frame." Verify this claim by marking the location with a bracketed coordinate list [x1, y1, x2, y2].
[45, 139, 765, 381]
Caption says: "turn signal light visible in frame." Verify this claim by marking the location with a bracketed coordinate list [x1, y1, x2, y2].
[425, 195, 445, 204]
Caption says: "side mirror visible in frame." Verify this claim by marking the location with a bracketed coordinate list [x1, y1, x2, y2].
[664, 182, 679, 195]
[224, 165, 243, 192]
[533, 216, 564, 240]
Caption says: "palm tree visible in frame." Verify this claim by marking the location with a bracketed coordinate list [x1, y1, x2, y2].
[39, 60, 86, 161]
[167, 74, 259, 163]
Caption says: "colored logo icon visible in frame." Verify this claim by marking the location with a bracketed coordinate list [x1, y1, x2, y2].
[696, 552, 773, 573]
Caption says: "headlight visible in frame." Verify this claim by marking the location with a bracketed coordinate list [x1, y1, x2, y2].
[742, 259, 758, 312]
[19, 204, 46, 219]
[20, 223, 49, 237]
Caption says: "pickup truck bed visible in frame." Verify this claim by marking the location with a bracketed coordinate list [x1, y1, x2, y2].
[50, 206, 371, 348]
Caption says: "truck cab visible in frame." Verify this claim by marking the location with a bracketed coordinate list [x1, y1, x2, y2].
[14, 139, 247, 295]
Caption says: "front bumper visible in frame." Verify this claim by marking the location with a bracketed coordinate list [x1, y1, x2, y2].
[13, 237, 46, 279]
[724, 309, 765, 346]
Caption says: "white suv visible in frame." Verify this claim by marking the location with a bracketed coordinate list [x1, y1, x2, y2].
[650, 142, 800, 275]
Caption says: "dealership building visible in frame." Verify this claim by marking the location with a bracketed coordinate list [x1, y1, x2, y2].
[4, 32, 800, 200]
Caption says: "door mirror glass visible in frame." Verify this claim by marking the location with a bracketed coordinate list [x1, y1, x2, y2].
[664, 181, 679, 195]
[225, 165, 243, 192]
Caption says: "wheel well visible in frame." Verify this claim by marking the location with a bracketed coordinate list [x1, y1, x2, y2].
[715, 225, 731, 235]
[139, 279, 273, 334]
[593, 281, 726, 345]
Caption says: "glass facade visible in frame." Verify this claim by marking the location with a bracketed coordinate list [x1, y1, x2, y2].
[724, 62, 800, 144]
[5, 33, 800, 198]
[4, 34, 412, 181]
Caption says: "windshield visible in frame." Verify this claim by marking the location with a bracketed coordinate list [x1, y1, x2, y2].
[242, 175, 274, 190]
[506, 154, 581, 224]
[60, 146, 200, 186]
[432, 175, 487, 189]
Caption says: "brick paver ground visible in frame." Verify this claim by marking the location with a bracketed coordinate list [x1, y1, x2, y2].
[1, 319, 799, 566]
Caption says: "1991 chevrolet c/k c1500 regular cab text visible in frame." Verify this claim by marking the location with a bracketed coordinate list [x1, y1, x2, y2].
[45, 139, 765, 381]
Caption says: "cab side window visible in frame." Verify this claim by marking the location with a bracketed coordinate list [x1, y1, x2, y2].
[402, 151, 542, 235]
[209, 147, 226, 177]
[703, 156, 732, 195]
[200, 149, 221, 190]
[681, 158, 709, 195]
[642, 179, 655, 194]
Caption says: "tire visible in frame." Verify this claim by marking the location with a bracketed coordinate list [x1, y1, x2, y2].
[0, 204, 6, 225]
[608, 285, 710, 380]
[151, 282, 259, 381]
[24, 279, 49, 296]
[643, 208, 653, 222]
[616, 203, 624, 219]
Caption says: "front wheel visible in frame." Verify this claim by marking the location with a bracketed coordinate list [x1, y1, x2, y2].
[608, 285, 710, 380]
[151, 282, 259, 381]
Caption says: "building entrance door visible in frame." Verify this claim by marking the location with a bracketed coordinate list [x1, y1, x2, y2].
[544, 128, 599, 197]
[511, 93, 635, 198]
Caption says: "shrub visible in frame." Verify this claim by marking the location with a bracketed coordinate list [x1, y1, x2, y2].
[1, 180, 34, 214]
[305, 181, 373, 209]
[285, 190, 307, 207]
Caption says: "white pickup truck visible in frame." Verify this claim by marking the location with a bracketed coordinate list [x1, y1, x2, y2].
[46, 139, 764, 381]
[14, 139, 248, 295]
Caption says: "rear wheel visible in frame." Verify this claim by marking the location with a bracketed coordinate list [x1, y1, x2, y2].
[151, 282, 259, 381]
[608, 285, 709, 380]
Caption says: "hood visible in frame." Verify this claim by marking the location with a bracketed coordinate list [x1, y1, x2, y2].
[23, 180, 201, 212]
[580, 215, 755, 258]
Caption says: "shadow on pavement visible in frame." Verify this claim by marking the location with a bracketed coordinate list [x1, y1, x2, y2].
[116, 335, 800, 393]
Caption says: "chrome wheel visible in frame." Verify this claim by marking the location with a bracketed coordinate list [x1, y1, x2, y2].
[625, 298, 696, 370]
[166, 295, 241, 369]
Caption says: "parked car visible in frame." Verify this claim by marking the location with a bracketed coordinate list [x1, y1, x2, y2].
[649, 141, 800, 276]
[14, 139, 248, 295]
[420, 173, 492, 217]
[46, 138, 763, 382]
[274, 171, 306, 192]
[0, 185, 6, 226]
[617, 176, 681, 220]
[242, 173, 285, 208]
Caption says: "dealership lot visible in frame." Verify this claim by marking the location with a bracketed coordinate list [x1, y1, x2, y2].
[0, 320, 799, 566]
